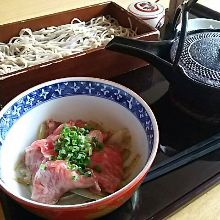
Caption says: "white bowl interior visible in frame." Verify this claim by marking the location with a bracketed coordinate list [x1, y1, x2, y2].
[0, 94, 150, 200]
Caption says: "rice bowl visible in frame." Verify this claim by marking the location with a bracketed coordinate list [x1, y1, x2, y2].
[0, 77, 159, 219]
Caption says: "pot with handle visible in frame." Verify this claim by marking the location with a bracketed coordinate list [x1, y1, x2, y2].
[106, 0, 220, 123]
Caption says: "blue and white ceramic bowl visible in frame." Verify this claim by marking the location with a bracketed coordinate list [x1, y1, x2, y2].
[0, 77, 159, 219]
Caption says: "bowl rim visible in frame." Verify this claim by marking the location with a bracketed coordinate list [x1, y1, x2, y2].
[0, 76, 159, 209]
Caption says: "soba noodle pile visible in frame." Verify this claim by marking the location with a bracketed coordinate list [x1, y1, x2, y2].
[0, 15, 137, 75]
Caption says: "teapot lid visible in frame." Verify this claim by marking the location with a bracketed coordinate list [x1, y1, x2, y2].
[171, 29, 220, 88]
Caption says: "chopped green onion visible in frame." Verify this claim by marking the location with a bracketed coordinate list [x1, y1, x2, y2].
[54, 125, 103, 177]
[72, 175, 80, 181]
[40, 163, 47, 171]
[91, 137, 104, 150]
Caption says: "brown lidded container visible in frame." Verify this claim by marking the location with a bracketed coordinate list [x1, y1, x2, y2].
[0, 1, 159, 105]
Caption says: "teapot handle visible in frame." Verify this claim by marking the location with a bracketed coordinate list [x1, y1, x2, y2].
[171, 6, 181, 35]
[172, 0, 198, 67]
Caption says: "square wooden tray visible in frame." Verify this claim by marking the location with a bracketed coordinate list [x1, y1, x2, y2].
[0, 1, 159, 105]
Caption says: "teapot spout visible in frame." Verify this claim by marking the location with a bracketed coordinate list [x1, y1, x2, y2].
[106, 36, 174, 81]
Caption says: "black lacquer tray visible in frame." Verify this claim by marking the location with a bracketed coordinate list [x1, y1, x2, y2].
[1, 66, 220, 220]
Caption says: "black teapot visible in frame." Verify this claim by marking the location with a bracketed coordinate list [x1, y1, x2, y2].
[106, 0, 220, 123]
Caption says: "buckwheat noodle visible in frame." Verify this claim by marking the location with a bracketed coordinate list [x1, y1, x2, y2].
[0, 15, 137, 75]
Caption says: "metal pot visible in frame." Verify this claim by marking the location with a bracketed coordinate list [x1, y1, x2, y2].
[106, 0, 220, 122]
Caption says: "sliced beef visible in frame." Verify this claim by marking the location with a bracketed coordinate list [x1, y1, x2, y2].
[90, 145, 123, 193]
[88, 130, 104, 143]
[46, 120, 62, 136]
[24, 120, 124, 205]
[31, 160, 100, 204]
[25, 139, 58, 176]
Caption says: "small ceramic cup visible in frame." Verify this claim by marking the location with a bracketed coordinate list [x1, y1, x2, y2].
[128, 1, 165, 29]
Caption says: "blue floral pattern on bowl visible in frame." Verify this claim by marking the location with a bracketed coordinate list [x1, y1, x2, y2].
[0, 80, 155, 150]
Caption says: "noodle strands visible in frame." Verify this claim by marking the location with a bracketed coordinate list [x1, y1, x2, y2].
[0, 15, 137, 75]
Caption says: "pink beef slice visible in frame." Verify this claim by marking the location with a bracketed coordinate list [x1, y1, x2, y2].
[31, 160, 101, 204]
[25, 139, 58, 177]
[90, 145, 124, 194]
[46, 120, 61, 135]
[25, 141, 45, 176]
